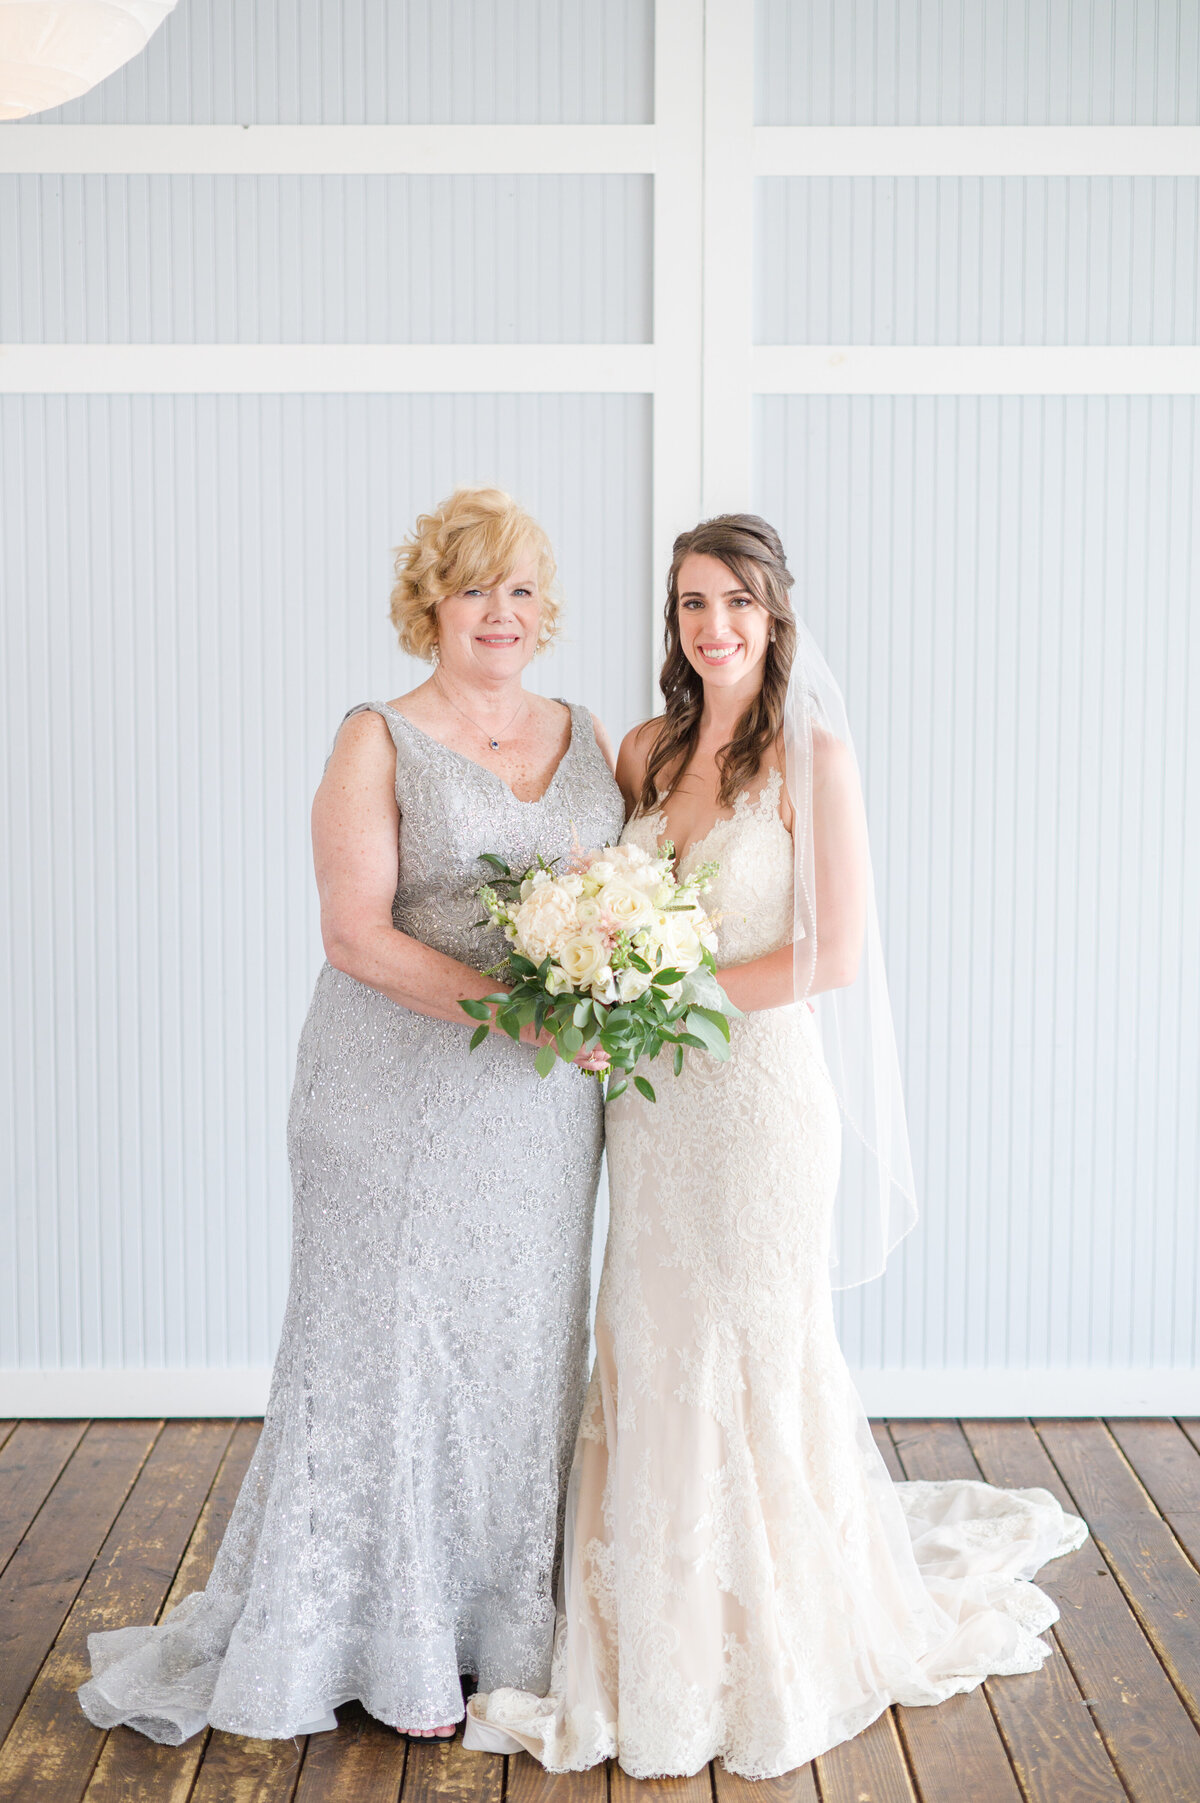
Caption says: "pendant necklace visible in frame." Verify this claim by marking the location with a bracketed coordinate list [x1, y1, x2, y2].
[433, 675, 527, 751]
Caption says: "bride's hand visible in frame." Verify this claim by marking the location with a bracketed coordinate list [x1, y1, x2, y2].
[518, 1025, 608, 1073]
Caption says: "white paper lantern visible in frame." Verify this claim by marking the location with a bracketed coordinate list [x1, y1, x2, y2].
[0, 0, 180, 120]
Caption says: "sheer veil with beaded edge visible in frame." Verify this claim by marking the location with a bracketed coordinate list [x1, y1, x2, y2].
[784, 606, 918, 1287]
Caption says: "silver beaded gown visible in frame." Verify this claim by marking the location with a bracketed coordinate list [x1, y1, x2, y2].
[78, 698, 625, 1745]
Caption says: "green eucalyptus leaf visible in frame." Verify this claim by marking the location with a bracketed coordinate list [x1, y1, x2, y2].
[694, 1005, 733, 1039]
[469, 1023, 490, 1050]
[634, 1075, 657, 1104]
[534, 1042, 558, 1079]
[673, 1043, 684, 1076]
[459, 998, 491, 1022]
[684, 1010, 731, 1055]
[561, 1025, 584, 1058]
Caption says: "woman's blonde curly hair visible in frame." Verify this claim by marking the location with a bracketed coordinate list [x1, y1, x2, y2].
[390, 487, 560, 661]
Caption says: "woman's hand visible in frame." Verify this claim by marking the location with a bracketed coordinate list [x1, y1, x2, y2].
[574, 1045, 610, 1074]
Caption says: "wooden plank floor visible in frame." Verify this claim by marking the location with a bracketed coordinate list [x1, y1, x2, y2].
[2, 1419, 1200, 1801]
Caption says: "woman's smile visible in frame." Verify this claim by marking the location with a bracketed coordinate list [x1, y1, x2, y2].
[697, 641, 743, 665]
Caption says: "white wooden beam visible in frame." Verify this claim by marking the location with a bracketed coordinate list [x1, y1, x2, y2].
[754, 124, 1200, 177]
[7, 123, 1194, 180]
[754, 345, 1200, 395]
[700, 0, 755, 516]
[649, 0, 704, 700]
[0, 122, 658, 175]
[0, 342, 655, 395]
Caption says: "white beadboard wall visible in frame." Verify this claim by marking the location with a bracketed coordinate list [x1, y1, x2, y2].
[4, 0, 1200, 1416]
[0, 174, 652, 344]
[22, 0, 654, 125]
[757, 176, 1200, 344]
[756, 394, 1200, 1385]
[0, 393, 650, 1377]
[755, 0, 1200, 125]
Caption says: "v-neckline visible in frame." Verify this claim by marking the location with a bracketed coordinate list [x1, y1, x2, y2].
[381, 699, 576, 807]
[652, 768, 785, 871]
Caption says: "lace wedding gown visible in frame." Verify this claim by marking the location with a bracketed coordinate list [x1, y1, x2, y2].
[466, 770, 1086, 1779]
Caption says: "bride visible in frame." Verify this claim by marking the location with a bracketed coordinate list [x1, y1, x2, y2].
[464, 513, 1086, 1779]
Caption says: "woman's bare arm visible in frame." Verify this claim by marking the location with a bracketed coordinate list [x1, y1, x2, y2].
[312, 712, 522, 1033]
[615, 719, 659, 819]
[590, 711, 618, 775]
[716, 733, 868, 1013]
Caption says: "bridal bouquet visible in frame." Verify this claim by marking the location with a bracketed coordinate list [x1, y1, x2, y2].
[459, 840, 740, 1102]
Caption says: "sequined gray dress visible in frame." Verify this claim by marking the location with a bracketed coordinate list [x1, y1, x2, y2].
[79, 699, 624, 1745]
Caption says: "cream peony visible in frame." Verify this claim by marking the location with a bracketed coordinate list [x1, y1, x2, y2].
[616, 967, 652, 1002]
[557, 930, 609, 989]
[514, 883, 576, 962]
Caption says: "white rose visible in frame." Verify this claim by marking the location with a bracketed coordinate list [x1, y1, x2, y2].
[616, 967, 651, 1002]
[598, 878, 655, 933]
[575, 896, 602, 926]
[519, 869, 554, 901]
[514, 884, 576, 963]
[589, 860, 616, 885]
[545, 964, 573, 996]
[665, 911, 703, 968]
[558, 872, 584, 898]
[558, 931, 608, 989]
[590, 966, 619, 1005]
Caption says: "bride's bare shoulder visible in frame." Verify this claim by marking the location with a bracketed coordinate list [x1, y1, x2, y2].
[616, 716, 664, 813]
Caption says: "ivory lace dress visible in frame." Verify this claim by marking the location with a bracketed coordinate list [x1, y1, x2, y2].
[466, 770, 1086, 1779]
[79, 699, 625, 1745]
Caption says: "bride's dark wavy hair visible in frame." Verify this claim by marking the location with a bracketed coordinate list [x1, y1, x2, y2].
[638, 514, 797, 815]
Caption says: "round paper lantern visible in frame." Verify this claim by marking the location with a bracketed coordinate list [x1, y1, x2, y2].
[0, 1, 180, 121]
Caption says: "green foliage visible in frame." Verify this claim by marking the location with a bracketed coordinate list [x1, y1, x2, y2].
[456, 846, 739, 1102]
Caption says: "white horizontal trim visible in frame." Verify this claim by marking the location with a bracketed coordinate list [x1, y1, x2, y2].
[755, 124, 1200, 177]
[1, 1368, 273, 1417]
[855, 1368, 1200, 1418]
[4, 1367, 1197, 1419]
[0, 123, 658, 175]
[755, 344, 1200, 395]
[7, 344, 1192, 399]
[3, 124, 1195, 180]
[0, 342, 655, 394]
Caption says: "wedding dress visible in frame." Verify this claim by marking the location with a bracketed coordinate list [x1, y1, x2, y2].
[465, 769, 1086, 1779]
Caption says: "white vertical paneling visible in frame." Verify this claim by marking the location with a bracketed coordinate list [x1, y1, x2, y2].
[24, 0, 655, 126]
[0, 393, 651, 1373]
[755, 395, 1200, 1377]
[756, 175, 1200, 344]
[0, 174, 652, 344]
[755, 0, 1200, 125]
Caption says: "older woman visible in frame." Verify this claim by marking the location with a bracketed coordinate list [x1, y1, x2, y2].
[79, 487, 624, 1745]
